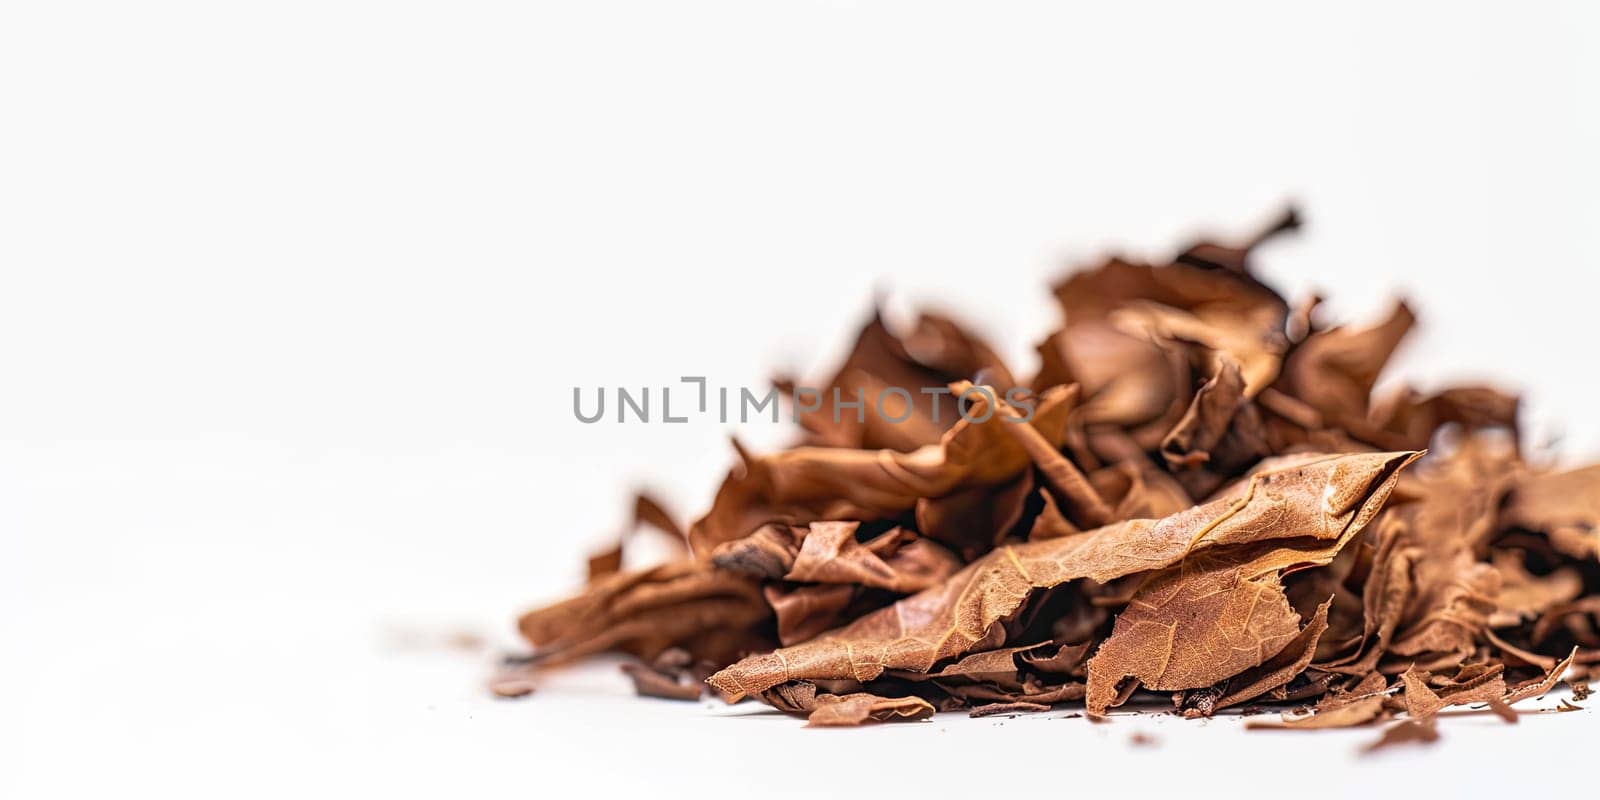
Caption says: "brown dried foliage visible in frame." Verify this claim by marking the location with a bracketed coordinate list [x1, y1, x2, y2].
[510, 209, 1596, 738]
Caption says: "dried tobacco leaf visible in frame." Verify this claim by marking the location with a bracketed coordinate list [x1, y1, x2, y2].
[708, 451, 1416, 698]
[518, 561, 770, 667]
[713, 522, 962, 594]
[1368, 385, 1520, 451]
[1502, 647, 1579, 704]
[786, 311, 1016, 452]
[1504, 465, 1600, 561]
[805, 693, 936, 727]
[1084, 553, 1309, 714]
[1249, 693, 1389, 730]
[620, 662, 703, 701]
[1314, 519, 1416, 676]
[688, 384, 1077, 555]
[507, 209, 1600, 744]
[968, 701, 1052, 718]
[1160, 357, 1250, 469]
[1213, 598, 1333, 711]
[789, 524, 962, 592]
[762, 583, 857, 646]
[1488, 550, 1582, 627]
[1278, 300, 1415, 440]
[488, 674, 537, 699]
[1381, 441, 1515, 661]
[1398, 663, 1506, 718]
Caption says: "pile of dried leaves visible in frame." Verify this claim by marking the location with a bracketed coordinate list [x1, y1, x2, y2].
[507, 210, 1597, 743]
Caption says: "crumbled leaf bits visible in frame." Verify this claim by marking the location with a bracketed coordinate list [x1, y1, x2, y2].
[968, 701, 1052, 718]
[510, 208, 1599, 739]
[619, 648, 705, 701]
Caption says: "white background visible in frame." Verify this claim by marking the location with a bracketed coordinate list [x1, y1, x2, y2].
[4, 2, 1598, 797]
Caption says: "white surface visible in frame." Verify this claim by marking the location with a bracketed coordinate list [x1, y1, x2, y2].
[3, 2, 1599, 798]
